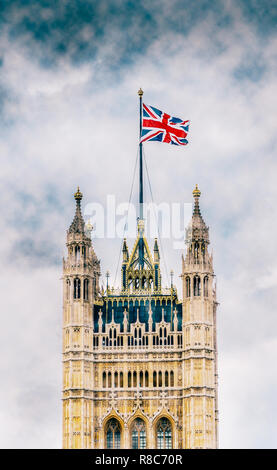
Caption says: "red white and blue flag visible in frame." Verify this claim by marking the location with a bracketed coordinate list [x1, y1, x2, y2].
[140, 103, 190, 146]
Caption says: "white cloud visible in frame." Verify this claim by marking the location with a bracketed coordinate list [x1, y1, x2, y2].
[0, 4, 277, 448]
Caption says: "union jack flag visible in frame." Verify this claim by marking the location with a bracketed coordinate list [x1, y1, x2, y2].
[140, 103, 190, 146]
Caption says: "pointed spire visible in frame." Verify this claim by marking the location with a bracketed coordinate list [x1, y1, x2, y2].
[122, 238, 129, 262]
[192, 184, 201, 216]
[68, 186, 85, 234]
[154, 238, 160, 262]
[185, 184, 210, 248]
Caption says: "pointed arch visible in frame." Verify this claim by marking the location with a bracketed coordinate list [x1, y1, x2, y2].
[105, 418, 121, 449]
[204, 275, 208, 297]
[186, 276, 191, 297]
[73, 278, 81, 299]
[130, 417, 147, 449]
[66, 279, 71, 300]
[193, 275, 201, 296]
[83, 278, 89, 300]
[156, 417, 172, 449]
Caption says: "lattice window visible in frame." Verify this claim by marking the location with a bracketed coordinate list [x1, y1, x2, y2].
[156, 418, 172, 449]
[131, 418, 146, 449]
[106, 419, 121, 449]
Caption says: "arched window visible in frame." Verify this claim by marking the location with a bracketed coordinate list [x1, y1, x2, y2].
[84, 278, 89, 300]
[131, 418, 146, 449]
[128, 371, 131, 387]
[145, 371, 149, 387]
[193, 275, 201, 296]
[194, 242, 199, 260]
[158, 371, 162, 387]
[103, 372, 106, 388]
[74, 278, 81, 299]
[186, 277, 190, 297]
[135, 278, 139, 289]
[156, 417, 172, 449]
[133, 371, 137, 387]
[139, 371, 143, 387]
[153, 371, 157, 387]
[75, 245, 80, 263]
[114, 372, 118, 388]
[108, 372, 112, 388]
[66, 279, 70, 300]
[165, 371, 169, 387]
[106, 418, 121, 449]
[120, 372, 123, 388]
[149, 277, 153, 290]
[170, 371, 174, 387]
[128, 277, 133, 291]
[142, 276, 146, 289]
[204, 276, 208, 297]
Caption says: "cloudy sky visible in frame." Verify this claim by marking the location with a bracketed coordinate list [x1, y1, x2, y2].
[0, 0, 277, 449]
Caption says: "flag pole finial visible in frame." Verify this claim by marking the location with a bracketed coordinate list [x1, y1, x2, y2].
[138, 88, 144, 97]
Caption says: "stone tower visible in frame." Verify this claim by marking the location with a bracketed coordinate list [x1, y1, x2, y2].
[62, 187, 100, 449]
[181, 185, 218, 448]
[62, 185, 218, 449]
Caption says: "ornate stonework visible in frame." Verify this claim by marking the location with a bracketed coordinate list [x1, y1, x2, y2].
[62, 186, 218, 449]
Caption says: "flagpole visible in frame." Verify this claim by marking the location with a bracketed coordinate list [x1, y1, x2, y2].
[138, 88, 143, 219]
[138, 88, 144, 269]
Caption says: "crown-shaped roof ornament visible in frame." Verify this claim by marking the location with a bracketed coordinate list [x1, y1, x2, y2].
[192, 184, 201, 198]
[138, 88, 144, 97]
[74, 186, 83, 201]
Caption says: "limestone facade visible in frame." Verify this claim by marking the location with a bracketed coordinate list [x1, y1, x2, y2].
[62, 185, 218, 449]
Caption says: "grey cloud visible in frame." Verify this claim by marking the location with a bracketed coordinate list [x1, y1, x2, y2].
[0, 1, 277, 449]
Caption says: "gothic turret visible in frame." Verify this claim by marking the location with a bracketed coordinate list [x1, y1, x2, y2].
[62, 188, 101, 449]
[181, 185, 218, 448]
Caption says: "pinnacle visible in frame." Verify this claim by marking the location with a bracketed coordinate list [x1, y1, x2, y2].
[68, 187, 85, 234]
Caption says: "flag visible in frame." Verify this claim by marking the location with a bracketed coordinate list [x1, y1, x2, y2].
[140, 103, 190, 146]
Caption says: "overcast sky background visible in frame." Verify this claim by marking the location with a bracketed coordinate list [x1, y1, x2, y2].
[0, 0, 277, 448]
